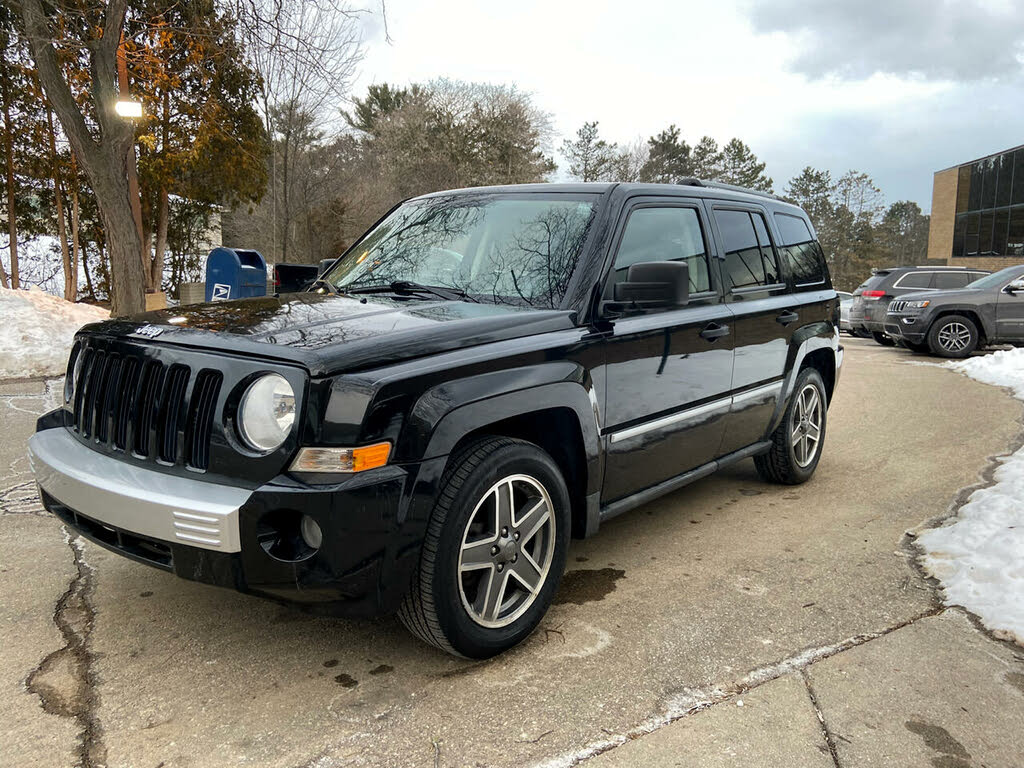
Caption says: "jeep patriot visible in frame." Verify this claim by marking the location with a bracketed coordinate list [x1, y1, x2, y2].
[30, 181, 843, 657]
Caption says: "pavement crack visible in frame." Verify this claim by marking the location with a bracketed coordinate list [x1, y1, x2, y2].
[801, 668, 842, 768]
[25, 527, 106, 768]
[537, 606, 945, 768]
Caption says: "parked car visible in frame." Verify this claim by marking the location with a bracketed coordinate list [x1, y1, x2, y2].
[273, 262, 321, 294]
[885, 265, 1024, 357]
[849, 266, 990, 346]
[837, 290, 853, 333]
[30, 181, 842, 658]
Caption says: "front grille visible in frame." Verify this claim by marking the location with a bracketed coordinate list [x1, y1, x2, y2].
[889, 300, 908, 313]
[70, 346, 222, 470]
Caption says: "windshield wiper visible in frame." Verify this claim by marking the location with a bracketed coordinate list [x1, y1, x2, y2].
[309, 278, 339, 295]
[343, 281, 478, 303]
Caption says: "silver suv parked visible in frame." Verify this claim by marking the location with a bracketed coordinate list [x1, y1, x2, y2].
[849, 266, 990, 346]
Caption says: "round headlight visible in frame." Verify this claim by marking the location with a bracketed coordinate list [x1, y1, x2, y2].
[238, 374, 295, 451]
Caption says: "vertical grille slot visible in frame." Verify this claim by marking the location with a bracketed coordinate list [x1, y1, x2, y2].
[112, 357, 140, 451]
[132, 361, 165, 458]
[72, 347, 94, 431]
[96, 356, 122, 444]
[157, 365, 190, 463]
[185, 370, 222, 471]
[80, 351, 107, 438]
[91, 353, 118, 442]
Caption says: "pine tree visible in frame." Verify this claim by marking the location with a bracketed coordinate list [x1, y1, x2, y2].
[561, 121, 617, 182]
[639, 124, 691, 184]
[690, 136, 722, 180]
[718, 138, 773, 192]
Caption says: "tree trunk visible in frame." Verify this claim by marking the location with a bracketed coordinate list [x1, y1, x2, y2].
[69, 151, 81, 295]
[281, 121, 291, 263]
[82, 243, 95, 301]
[1, 52, 17, 289]
[152, 186, 168, 290]
[45, 106, 74, 301]
[19, 0, 146, 316]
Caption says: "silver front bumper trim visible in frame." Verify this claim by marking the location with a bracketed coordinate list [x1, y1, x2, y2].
[28, 428, 250, 553]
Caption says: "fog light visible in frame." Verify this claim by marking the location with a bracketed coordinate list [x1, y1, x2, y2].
[300, 515, 322, 550]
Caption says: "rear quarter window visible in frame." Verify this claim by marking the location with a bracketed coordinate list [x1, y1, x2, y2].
[773, 212, 830, 289]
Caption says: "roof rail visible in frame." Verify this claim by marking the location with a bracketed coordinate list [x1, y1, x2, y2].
[679, 178, 781, 201]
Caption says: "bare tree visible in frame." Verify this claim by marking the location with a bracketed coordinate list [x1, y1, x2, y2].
[17, 0, 146, 314]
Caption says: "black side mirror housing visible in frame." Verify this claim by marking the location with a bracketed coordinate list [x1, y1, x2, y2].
[611, 261, 690, 311]
[1005, 279, 1024, 294]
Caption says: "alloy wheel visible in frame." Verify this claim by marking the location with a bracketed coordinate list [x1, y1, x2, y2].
[791, 383, 823, 468]
[937, 322, 971, 353]
[457, 474, 556, 629]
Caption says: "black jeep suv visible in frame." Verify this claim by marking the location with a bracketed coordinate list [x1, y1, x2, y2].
[849, 266, 989, 346]
[885, 264, 1024, 357]
[30, 182, 842, 658]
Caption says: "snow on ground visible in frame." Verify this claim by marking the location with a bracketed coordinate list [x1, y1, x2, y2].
[917, 347, 1024, 645]
[0, 286, 108, 379]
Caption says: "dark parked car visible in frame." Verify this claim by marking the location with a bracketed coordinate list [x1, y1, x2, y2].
[30, 181, 842, 658]
[885, 264, 1024, 357]
[272, 263, 321, 294]
[849, 266, 989, 346]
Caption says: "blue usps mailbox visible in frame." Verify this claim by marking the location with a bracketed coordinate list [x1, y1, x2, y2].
[204, 248, 268, 302]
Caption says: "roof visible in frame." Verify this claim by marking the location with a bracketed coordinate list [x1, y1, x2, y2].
[416, 180, 801, 211]
[935, 142, 1024, 174]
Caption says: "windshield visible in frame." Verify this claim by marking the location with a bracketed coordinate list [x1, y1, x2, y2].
[322, 193, 598, 308]
[966, 267, 1017, 290]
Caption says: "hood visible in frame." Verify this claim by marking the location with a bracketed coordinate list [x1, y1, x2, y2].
[79, 292, 578, 376]
[896, 288, 981, 303]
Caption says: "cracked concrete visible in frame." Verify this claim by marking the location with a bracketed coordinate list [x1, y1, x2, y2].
[2, 338, 1023, 767]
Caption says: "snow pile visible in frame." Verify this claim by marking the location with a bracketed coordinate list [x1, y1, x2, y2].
[917, 347, 1024, 645]
[0, 286, 108, 379]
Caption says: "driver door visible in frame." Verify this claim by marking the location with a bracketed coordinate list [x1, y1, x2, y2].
[996, 274, 1024, 341]
[600, 201, 735, 503]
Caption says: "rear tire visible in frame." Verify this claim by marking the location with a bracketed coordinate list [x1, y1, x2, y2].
[927, 314, 978, 359]
[398, 436, 570, 658]
[871, 331, 895, 347]
[755, 367, 827, 485]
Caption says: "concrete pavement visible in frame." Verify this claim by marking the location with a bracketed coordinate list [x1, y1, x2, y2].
[2, 338, 1023, 767]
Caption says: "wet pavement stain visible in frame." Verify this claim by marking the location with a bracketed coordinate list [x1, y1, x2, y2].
[739, 488, 761, 496]
[1005, 671, 1024, 695]
[905, 721, 971, 767]
[323, 659, 338, 668]
[369, 664, 393, 676]
[575, 556, 589, 563]
[139, 591, 153, 598]
[554, 568, 625, 605]
[334, 673, 358, 688]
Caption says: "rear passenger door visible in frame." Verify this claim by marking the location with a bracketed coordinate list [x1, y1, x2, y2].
[710, 205, 792, 456]
[600, 201, 734, 503]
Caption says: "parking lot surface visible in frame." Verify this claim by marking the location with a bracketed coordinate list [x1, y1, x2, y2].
[3, 338, 1024, 767]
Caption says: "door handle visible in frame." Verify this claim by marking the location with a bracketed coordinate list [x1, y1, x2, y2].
[776, 310, 799, 326]
[699, 322, 730, 342]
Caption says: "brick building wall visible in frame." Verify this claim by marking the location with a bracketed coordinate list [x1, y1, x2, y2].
[927, 168, 957, 264]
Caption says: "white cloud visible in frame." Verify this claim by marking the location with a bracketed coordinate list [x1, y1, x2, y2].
[353, 0, 1024, 208]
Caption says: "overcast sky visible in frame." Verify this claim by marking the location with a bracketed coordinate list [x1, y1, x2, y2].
[355, 0, 1024, 212]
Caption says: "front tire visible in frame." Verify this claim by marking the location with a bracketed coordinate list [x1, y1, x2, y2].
[871, 331, 896, 347]
[927, 314, 978, 358]
[755, 367, 827, 485]
[398, 436, 570, 658]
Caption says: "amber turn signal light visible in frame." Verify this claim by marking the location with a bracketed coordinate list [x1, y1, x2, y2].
[288, 442, 391, 474]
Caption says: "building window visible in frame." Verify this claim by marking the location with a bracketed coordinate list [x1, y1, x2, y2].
[952, 147, 1024, 258]
[1009, 208, 1024, 257]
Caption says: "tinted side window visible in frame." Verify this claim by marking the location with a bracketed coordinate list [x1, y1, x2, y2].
[774, 213, 827, 286]
[932, 272, 973, 289]
[715, 209, 780, 290]
[895, 272, 933, 289]
[607, 207, 711, 296]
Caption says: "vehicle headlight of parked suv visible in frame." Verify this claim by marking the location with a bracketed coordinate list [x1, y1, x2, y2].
[237, 373, 296, 451]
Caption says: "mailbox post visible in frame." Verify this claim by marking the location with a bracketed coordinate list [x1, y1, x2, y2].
[205, 248, 268, 302]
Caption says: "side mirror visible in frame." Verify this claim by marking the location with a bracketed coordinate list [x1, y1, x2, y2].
[611, 261, 690, 311]
[1006, 279, 1024, 294]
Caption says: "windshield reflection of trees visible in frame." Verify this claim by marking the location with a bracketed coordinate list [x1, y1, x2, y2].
[328, 195, 595, 308]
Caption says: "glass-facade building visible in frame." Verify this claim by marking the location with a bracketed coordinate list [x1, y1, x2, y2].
[950, 146, 1024, 259]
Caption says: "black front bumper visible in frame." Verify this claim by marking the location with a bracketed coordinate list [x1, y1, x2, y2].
[884, 313, 928, 343]
[36, 433, 448, 617]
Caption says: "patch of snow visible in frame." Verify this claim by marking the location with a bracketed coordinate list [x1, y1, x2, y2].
[917, 347, 1024, 646]
[0, 286, 108, 379]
